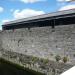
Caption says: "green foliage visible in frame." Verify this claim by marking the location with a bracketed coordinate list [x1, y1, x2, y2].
[55, 55, 61, 62]
[62, 56, 68, 63]
[40, 58, 49, 64]
[43, 59, 49, 64]
[31, 57, 39, 63]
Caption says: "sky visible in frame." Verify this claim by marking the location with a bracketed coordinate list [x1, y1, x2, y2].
[0, 0, 75, 30]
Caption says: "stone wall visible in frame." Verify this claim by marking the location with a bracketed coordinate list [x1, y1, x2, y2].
[1, 24, 75, 64]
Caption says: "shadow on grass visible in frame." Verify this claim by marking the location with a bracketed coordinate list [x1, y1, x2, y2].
[0, 58, 45, 75]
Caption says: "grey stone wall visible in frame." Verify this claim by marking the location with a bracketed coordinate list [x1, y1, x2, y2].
[0, 31, 2, 49]
[0, 30, 3, 57]
[1, 24, 75, 64]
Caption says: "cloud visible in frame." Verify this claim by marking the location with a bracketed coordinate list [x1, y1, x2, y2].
[57, 0, 72, 2]
[13, 9, 45, 19]
[57, 0, 75, 2]
[59, 4, 75, 11]
[0, 7, 4, 13]
[2, 19, 10, 24]
[57, 0, 74, 2]
[2, 9, 45, 25]
[20, 0, 46, 3]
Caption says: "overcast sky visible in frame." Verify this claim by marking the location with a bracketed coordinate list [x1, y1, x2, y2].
[0, 0, 75, 30]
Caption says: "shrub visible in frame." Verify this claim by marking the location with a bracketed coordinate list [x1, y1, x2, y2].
[55, 55, 61, 62]
[40, 58, 49, 64]
[31, 57, 39, 63]
[43, 59, 49, 64]
[62, 56, 68, 63]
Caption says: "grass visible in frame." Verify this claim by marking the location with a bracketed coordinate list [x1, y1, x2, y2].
[0, 58, 45, 75]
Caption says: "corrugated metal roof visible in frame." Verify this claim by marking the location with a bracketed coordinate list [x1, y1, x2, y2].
[3, 9, 75, 25]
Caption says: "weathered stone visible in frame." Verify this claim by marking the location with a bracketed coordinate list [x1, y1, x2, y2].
[0, 25, 75, 74]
